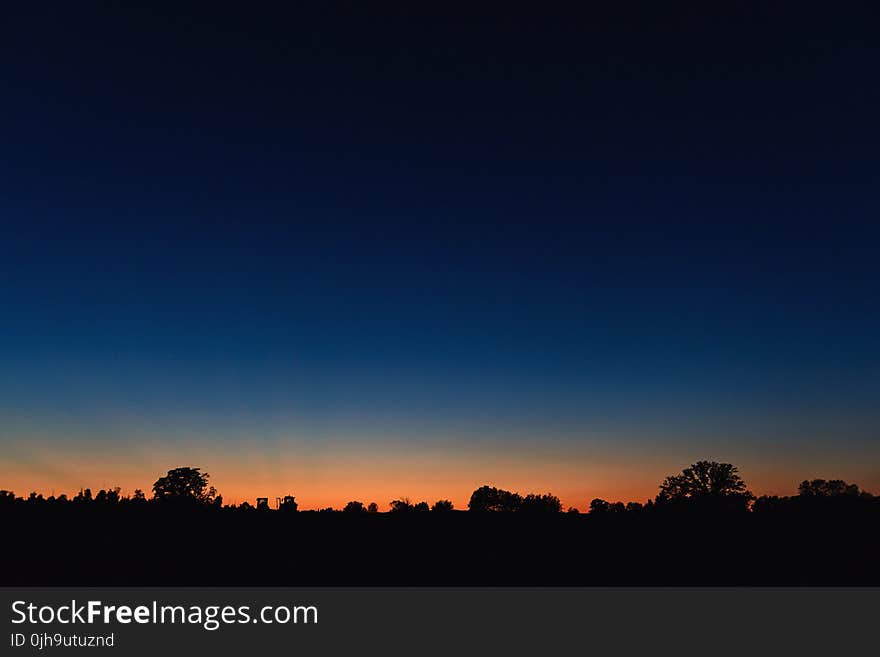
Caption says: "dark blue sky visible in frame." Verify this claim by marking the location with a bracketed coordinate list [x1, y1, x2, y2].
[1, 3, 878, 504]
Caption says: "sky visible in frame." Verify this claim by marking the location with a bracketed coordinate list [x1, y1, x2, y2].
[1, 3, 878, 508]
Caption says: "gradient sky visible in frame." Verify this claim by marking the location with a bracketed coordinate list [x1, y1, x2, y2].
[1, 4, 878, 508]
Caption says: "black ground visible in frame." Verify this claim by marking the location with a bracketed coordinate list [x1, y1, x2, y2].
[4, 503, 877, 585]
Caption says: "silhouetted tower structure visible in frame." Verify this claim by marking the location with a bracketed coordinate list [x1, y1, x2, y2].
[277, 495, 298, 512]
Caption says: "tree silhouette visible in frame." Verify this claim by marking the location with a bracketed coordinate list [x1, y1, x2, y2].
[468, 485, 522, 512]
[95, 487, 121, 504]
[520, 493, 562, 513]
[0, 490, 15, 507]
[798, 479, 863, 497]
[152, 467, 217, 504]
[589, 498, 625, 514]
[74, 488, 93, 503]
[754, 478, 875, 514]
[589, 498, 609, 514]
[389, 498, 414, 513]
[657, 460, 754, 511]
[4, 463, 880, 588]
[367, 502, 379, 513]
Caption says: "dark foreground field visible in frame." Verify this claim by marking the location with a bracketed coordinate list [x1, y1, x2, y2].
[4, 505, 877, 585]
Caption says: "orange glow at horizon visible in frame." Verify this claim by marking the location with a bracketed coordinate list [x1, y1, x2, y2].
[3, 441, 878, 510]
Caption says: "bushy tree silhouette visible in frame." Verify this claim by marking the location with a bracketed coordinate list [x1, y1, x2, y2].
[589, 499, 625, 514]
[798, 479, 863, 497]
[389, 498, 413, 513]
[74, 488, 93, 503]
[657, 461, 754, 511]
[95, 487, 121, 504]
[431, 499, 454, 512]
[468, 485, 522, 512]
[520, 493, 562, 513]
[343, 501, 367, 513]
[152, 467, 218, 504]
[0, 490, 15, 507]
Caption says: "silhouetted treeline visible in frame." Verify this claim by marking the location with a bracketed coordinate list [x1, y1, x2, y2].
[2, 461, 877, 585]
[4, 461, 874, 515]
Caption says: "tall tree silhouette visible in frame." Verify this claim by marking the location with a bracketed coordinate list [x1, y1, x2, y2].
[152, 467, 217, 504]
[657, 460, 753, 511]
